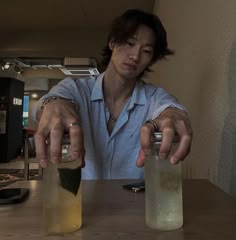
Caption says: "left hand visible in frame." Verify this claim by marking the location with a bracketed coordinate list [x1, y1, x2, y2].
[136, 108, 192, 166]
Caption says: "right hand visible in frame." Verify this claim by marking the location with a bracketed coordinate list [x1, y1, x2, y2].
[34, 99, 85, 168]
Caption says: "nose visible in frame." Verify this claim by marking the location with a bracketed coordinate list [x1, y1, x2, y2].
[129, 46, 141, 62]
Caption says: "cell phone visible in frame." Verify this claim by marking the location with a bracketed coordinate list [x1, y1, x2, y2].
[122, 181, 145, 192]
[0, 188, 30, 205]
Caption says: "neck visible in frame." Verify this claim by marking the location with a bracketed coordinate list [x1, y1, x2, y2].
[104, 62, 136, 104]
[103, 63, 136, 134]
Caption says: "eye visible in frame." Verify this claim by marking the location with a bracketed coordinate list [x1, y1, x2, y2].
[127, 40, 135, 46]
[143, 48, 153, 55]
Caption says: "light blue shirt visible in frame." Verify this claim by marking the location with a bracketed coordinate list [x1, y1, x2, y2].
[33, 72, 186, 179]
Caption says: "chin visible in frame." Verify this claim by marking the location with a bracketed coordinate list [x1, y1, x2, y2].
[120, 70, 140, 80]
[122, 73, 138, 80]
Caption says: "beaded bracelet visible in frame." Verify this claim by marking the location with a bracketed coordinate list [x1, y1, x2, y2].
[40, 96, 78, 111]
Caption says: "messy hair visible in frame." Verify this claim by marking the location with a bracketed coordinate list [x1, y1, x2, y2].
[102, 9, 174, 72]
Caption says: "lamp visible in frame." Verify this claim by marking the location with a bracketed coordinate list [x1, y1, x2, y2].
[4, 62, 11, 69]
[0, 61, 23, 74]
[31, 93, 39, 99]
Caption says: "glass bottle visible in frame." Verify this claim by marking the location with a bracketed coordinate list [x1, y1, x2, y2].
[144, 132, 183, 231]
[43, 135, 82, 234]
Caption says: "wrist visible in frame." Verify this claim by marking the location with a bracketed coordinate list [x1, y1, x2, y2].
[40, 96, 78, 112]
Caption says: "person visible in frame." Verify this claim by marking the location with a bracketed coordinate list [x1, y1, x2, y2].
[33, 9, 192, 179]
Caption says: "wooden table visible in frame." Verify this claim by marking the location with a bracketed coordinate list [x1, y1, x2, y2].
[0, 179, 236, 240]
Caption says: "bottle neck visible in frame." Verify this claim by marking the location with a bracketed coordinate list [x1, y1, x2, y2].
[150, 142, 161, 156]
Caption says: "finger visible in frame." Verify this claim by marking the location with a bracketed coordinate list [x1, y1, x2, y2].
[34, 129, 49, 168]
[170, 134, 192, 164]
[80, 147, 86, 168]
[159, 127, 175, 160]
[140, 123, 154, 156]
[50, 126, 64, 164]
[69, 124, 85, 166]
[136, 149, 145, 167]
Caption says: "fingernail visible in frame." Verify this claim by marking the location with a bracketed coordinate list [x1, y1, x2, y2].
[170, 156, 177, 164]
[144, 149, 151, 156]
[40, 159, 48, 168]
[51, 157, 59, 164]
[71, 152, 80, 160]
[159, 153, 167, 160]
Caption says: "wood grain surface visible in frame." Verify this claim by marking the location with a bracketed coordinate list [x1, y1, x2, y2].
[0, 179, 236, 240]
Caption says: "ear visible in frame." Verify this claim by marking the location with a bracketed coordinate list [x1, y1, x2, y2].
[109, 40, 115, 50]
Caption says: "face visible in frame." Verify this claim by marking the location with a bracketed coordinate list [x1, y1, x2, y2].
[109, 24, 155, 80]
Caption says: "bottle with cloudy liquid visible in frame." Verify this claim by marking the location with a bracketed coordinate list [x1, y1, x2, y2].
[43, 135, 82, 234]
[144, 132, 183, 231]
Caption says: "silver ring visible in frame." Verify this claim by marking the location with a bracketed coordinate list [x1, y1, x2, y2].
[68, 122, 81, 130]
[145, 119, 159, 131]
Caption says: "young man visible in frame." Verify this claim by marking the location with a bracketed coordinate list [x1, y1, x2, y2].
[33, 9, 192, 179]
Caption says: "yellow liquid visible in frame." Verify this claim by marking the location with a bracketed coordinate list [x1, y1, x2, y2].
[145, 155, 183, 231]
[44, 185, 82, 234]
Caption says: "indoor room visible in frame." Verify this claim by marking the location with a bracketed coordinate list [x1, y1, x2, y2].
[0, 0, 236, 239]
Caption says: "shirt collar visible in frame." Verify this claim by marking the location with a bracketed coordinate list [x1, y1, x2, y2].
[127, 80, 147, 110]
[91, 72, 147, 107]
[91, 72, 105, 101]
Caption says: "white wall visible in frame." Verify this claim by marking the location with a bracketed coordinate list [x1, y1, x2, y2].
[148, 0, 236, 197]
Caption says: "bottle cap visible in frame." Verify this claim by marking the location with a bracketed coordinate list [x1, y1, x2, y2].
[153, 132, 163, 142]
[153, 132, 180, 143]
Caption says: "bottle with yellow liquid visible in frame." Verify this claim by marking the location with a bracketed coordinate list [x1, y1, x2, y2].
[144, 132, 183, 231]
[43, 135, 82, 234]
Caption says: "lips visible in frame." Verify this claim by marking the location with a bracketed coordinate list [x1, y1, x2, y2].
[123, 63, 137, 70]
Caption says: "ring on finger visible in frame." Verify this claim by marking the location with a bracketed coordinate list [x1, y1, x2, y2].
[145, 119, 159, 131]
[68, 122, 81, 130]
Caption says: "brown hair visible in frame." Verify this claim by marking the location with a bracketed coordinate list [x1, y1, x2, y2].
[102, 9, 174, 73]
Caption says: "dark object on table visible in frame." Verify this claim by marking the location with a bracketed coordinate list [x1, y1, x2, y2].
[0, 188, 29, 204]
[123, 181, 145, 192]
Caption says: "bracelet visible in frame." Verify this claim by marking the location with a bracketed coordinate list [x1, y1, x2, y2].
[40, 96, 78, 111]
[145, 119, 159, 131]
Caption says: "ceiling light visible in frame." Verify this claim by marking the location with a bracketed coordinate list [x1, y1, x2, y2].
[31, 93, 39, 99]
[4, 62, 10, 69]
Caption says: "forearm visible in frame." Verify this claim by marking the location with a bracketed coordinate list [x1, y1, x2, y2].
[37, 96, 79, 121]
[149, 87, 189, 120]
[31, 77, 79, 122]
